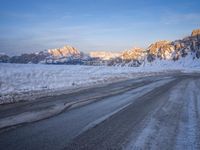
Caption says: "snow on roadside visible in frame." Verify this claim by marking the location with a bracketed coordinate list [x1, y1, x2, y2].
[143, 53, 200, 72]
[0, 63, 153, 104]
[0, 62, 199, 104]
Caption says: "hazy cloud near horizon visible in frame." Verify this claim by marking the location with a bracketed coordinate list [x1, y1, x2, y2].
[0, 0, 200, 55]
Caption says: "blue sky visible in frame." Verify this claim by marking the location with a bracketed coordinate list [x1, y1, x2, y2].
[0, 0, 200, 55]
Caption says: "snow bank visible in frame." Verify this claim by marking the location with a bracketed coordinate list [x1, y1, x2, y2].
[0, 61, 199, 104]
[0, 63, 155, 104]
[144, 53, 200, 71]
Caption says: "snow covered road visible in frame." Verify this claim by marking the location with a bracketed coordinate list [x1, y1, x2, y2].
[0, 73, 200, 150]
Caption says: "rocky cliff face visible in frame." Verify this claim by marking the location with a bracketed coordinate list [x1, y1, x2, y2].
[121, 48, 145, 60]
[191, 29, 200, 36]
[48, 45, 80, 57]
[147, 40, 174, 60]
[146, 29, 200, 62]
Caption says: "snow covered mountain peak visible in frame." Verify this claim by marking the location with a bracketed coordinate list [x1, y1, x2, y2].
[48, 45, 80, 57]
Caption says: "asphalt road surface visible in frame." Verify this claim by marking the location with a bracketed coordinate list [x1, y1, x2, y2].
[0, 73, 199, 150]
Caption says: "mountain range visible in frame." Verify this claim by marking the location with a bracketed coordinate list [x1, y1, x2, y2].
[0, 29, 200, 67]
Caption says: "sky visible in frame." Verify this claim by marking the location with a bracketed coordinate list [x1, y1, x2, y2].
[0, 0, 200, 55]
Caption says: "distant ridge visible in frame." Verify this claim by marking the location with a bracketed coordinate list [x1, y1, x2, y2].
[0, 29, 200, 66]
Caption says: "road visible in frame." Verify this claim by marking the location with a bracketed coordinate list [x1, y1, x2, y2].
[0, 73, 200, 150]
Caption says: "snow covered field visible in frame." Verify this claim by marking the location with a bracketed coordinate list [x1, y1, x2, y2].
[0, 61, 200, 104]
